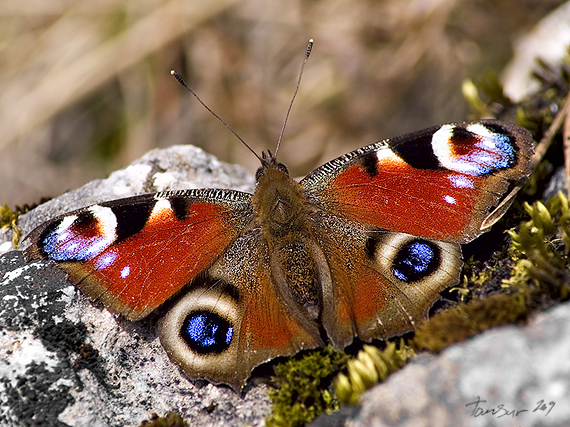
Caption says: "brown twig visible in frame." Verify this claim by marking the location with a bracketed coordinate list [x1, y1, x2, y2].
[531, 90, 570, 173]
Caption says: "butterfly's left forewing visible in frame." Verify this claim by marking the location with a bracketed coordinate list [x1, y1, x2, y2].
[302, 120, 534, 243]
[25, 189, 254, 320]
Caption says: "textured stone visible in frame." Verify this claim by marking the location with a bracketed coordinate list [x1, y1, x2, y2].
[0, 145, 269, 427]
[4, 144, 570, 427]
[320, 303, 570, 427]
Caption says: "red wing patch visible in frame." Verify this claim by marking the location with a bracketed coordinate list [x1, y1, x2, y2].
[304, 120, 534, 243]
[84, 202, 237, 319]
[25, 192, 253, 320]
[326, 161, 490, 242]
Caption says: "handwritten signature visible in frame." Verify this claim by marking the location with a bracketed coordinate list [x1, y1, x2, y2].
[466, 396, 555, 418]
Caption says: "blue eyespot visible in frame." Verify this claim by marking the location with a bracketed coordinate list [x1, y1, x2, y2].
[40, 208, 117, 262]
[181, 311, 233, 354]
[392, 240, 439, 282]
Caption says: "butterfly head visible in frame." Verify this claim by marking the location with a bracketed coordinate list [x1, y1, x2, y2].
[255, 150, 289, 182]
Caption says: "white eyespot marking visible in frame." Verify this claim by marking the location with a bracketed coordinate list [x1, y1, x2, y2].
[54, 215, 78, 235]
[444, 195, 456, 205]
[448, 174, 474, 189]
[432, 124, 515, 176]
[376, 148, 405, 165]
[149, 198, 173, 221]
[89, 205, 118, 231]
[120, 266, 131, 278]
[42, 205, 118, 262]
[431, 125, 454, 154]
[466, 123, 497, 141]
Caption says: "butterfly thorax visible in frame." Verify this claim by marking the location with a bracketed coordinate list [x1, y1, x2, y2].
[253, 163, 313, 232]
[252, 163, 323, 320]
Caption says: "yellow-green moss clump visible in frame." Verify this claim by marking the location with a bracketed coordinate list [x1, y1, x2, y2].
[413, 293, 529, 352]
[505, 192, 570, 300]
[266, 346, 349, 427]
[0, 203, 20, 248]
[335, 341, 415, 405]
[138, 412, 187, 427]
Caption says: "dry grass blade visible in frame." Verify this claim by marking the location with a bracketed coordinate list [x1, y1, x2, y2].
[565, 96, 570, 199]
[0, 0, 562, 206]
[0, 0, 239, 153]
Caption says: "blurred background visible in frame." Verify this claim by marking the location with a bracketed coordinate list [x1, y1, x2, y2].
[0, 0, 566, 207]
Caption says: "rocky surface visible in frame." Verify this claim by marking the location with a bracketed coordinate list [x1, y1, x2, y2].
[2, 145, 570, 427]
[0, 146, 269, 427]
[332, 302, 570, 427]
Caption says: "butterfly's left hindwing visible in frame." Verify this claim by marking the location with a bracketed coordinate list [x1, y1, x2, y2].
[310, 211, 462, 348]
[25, 189, 254, 320]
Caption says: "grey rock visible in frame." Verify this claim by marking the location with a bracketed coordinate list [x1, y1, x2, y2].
[0, 145, 270, 427]
[328, 302, 570, 427]
[4, 144, 570, 427]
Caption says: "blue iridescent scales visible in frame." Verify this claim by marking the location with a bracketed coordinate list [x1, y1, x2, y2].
[24, 119, 534, 390]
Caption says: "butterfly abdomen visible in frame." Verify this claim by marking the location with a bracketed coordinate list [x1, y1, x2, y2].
[252, 163, 329, 321]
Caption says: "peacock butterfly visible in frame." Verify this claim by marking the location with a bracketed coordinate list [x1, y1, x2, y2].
[23, 42, 534, 391]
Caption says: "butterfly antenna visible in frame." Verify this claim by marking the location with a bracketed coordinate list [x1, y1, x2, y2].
[274, 39, 313, 158]
[170, 70, 262, 162]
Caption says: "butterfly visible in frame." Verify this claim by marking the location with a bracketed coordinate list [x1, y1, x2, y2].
[23, 117, 533, 391]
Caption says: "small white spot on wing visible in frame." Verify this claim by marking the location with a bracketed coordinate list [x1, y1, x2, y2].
[94, 251, 118, 270]
[448, 174, 474, 189]
[120, 265, 131, 278]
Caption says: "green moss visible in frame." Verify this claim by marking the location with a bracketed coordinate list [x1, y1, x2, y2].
[413, 292, 529, 352]
[504, 192, 570, 301]
[0, 203, 21, 248]
[335, 340, 415, 405]
[266, 346, 349, 427]
[138, 412, 187, 427]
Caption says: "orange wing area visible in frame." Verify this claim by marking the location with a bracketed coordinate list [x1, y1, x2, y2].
[25, 192, 253, 320]
[159, 231, 324, 390]
[84, 202, 240, 319]
[325, 162, 492, 243]
[231, 266, 323, 388]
